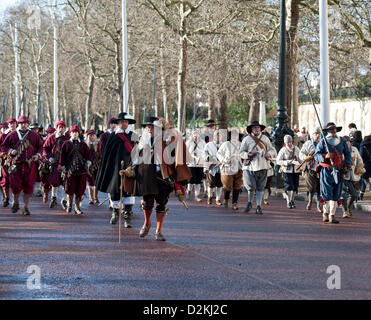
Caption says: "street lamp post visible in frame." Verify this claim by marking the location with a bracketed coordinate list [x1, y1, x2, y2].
[271, 0, 294, 188]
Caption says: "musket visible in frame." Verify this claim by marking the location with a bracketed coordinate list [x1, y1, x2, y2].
[304, 76, 339, 184]
[297, 150, 315, 171]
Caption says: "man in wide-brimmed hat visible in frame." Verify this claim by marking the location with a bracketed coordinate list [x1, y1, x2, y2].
[239, 120, 276, 215]
[42, 120, 70, 207]
[96, 112, 138, 227]
[131, 116, 191, 241]
[314, 122, 352, 224]
[0, 115, 43, 215]
[59, 125, 91, 215]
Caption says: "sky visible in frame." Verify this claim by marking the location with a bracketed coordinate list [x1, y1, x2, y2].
[0, 0, 20, 14]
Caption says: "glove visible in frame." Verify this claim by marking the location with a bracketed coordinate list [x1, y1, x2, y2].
[49, 157, 55, 163]
[11, 149, 17, 156]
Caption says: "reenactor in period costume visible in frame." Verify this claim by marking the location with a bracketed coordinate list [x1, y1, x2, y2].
[98, 117, 117, 156]
[217, 129, 244, 210]
[314, 123, 352, 224]
[276, 135, 302, 209]
[95, 113, 138, 227]
[299, 127, 322, 211]
[0, 119, 17, 207]
[59, 125, 91, 214]
[203, 129, 223, 206]
[85, 130, 100, 205]
[41, 121, 70, 207]
[130, 117, 191, 241]
[1, 115, 43, 215]
[239, 120, 276, 214]
[30, 123, 43, 197]
[341, 136, 364, 218]
[46, 126, 56, 137]
[186, 130, 206, 202]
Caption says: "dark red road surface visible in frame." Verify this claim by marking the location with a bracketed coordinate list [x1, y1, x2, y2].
[1, 192, 370, 300]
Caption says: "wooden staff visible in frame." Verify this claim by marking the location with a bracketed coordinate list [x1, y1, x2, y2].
[119, 160, 125, 243]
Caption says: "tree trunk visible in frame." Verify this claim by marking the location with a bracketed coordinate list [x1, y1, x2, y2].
[115, 41, 123, 114]
[248, 88, 260, 124]
[218, 91, 228, 129]
[291, 46, 299, 127]
[85, 68, 95, 130]
[46, 93, 52, 126]
[160, 33, 169, 122]
[131, 85, 140, 130]
[177, 4, 187, 132]
[286, 0, 300, 126]
[208, 90, 216, 121]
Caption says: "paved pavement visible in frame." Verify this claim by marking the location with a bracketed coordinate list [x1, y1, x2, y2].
[0, 192, 370, 300]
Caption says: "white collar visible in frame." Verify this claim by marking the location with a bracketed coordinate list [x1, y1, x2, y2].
[16, 128, 30, 141]
[5, 128, 11, 134]
[55, 133, 65, 138]
[70, 137, 81, 143]
[115, 128, 131, 134]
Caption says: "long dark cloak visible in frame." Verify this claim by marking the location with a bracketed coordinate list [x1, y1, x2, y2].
[95, 132, 133, 196]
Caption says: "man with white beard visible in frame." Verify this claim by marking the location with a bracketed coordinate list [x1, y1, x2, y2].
[314, 123, 351, 224]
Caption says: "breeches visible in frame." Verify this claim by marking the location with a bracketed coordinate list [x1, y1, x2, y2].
[65, 174, 87, 197]
[10, 163, 38, 195]
[221, 170, 243, 192]
[243, 170, 267, 192]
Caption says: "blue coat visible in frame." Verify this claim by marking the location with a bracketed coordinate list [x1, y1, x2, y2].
[314, 137, 351, 201]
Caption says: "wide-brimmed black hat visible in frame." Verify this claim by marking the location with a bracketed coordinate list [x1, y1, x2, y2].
[246, 120, 266, 134]
[205, 119, 218, 127]
[141, 116, 160, 127]
[116, 112, 136, 124]
[323, 122, 342, 132]
[30, 123, 39, 129]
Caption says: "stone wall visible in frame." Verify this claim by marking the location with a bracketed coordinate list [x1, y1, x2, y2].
[298, 99, 371, 137]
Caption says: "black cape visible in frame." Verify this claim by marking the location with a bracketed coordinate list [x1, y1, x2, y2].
[95, 132, 133, 199]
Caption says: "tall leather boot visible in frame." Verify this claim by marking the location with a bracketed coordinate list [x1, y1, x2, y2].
[23, 193, 32, 216]
[3, 188, 10, 207]
[110, 207, 120, 225]
[124, 204, 133, 228]
[74, 196, 83, 215]
[11, 193, 20, 213]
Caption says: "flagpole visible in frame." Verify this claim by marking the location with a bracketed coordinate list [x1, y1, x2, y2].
[122, 0, 129, 113]
[52, 0, 58, 126]
[319, 0, 330, 125]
